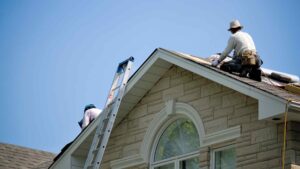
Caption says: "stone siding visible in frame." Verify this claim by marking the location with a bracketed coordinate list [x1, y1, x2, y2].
[101, 65, 300, 169]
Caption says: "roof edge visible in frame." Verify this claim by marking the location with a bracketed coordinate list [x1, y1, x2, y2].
[49, 115, 101, 168]
[156, 48, 289, 120]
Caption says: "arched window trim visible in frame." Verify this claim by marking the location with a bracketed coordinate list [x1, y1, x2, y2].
[140, 102, 205, 163]
[110, 101, 240, 169]
[150, 116, 201, 165]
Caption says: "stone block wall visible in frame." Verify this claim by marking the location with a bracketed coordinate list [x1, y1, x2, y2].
[101, 65, 300, 169]
[278, 121, 300, 168]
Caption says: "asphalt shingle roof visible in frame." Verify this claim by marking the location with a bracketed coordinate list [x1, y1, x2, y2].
[0, 143, 56, 169]
[162, 48, 300, 102]
[49, 48, 300, 167]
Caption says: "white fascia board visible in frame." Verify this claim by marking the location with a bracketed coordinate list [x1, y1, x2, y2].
[258, 99, 286, 119]
[51, 51, 162, 168]
[290, 101, 300, 111]
[125, 50, 160, 94]
[52, 51, 160, 168]
[49, 115, 100, 168]
[156, 49, 288, 120]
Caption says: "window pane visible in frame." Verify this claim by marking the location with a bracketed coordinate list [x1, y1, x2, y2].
[154, 119, 200, 161]
[215, 148, 236, 169]
[154, 163, 174, 169]
[180, 157, 200, 169]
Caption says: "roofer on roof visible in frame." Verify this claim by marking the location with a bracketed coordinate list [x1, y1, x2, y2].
[212, 20, 263, 81]
[79, 104, 102, 129]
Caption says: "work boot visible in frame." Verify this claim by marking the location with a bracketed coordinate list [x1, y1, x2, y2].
[249, 68, 262, 82]
[240, 66, 251, 77]
[239, 68, 247, 77]
[220, 64, 232, 73]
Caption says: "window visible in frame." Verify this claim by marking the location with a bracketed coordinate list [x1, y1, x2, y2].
[213, 148, 236, 169]
[151, 119, 200, 169]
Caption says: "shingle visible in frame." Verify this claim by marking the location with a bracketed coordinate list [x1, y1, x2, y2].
[161, 48, 300, 102]
[0, 143, 56, 169]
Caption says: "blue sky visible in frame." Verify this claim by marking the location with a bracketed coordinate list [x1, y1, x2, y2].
[0, 0, 299, 153]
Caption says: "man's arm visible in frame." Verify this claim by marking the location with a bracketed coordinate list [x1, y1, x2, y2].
[81, 111, 90, 129]
[219, 36, 235, 62]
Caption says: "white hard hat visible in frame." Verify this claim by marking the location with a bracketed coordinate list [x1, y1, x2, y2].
[228, 20, 243, 31]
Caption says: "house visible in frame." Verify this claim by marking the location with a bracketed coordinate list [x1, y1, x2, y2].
[0, 142, 56, 169]
[49, 48, 300, 169]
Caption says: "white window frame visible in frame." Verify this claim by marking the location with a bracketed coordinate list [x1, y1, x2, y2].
[151, 151, 200, 169]
[150, 116, 201, 169]
[210, 145, 236, 169]
[109, 102, 241, 169]
[141, 102, 206, 164]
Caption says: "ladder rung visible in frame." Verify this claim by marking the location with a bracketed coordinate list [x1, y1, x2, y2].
[97, 133, 103, 138]
[106, 100, 116, 108]
[88, 161, 100, 168]
[111, 85, 120, 92]
[93, 148, 99, 154]
[83, 57, 133, 169]
[103, 117, 109, 123]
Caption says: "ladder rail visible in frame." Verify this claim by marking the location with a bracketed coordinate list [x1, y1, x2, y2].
[83, 57, 134, 169]
[91, 60, 133, 169]
[105, 56, 134, 107]
[82, 105, 111, 168]
[105, 72, 120, 107]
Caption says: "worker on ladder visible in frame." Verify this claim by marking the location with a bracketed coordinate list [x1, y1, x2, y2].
[211, 20, 263, 81]
[82, 57, 134, 169]
[79, 104, 102, 129]
[55, 104, 101, 161]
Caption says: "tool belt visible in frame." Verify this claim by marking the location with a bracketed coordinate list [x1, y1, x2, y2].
[241, 50, 257, 66]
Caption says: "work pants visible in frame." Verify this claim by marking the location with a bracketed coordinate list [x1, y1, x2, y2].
[220, 55, 263, 81]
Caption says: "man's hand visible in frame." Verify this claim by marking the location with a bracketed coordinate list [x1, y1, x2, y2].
[211, 59, 219, 67]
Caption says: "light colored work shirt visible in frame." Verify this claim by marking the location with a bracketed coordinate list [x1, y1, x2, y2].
[219, 31, 256, 62]
[82, 108, 102, 129]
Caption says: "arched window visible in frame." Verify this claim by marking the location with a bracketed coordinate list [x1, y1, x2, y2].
[151, 118, 200, 169]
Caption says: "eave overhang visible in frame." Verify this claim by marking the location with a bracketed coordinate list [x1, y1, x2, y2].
[121, 48, 299, 122]
[50, 48, 300, 168]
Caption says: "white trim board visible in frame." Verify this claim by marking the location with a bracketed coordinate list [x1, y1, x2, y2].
[49, 113, 103, 169]
[157, 49, 287, 120]
[110, 102, 240, 169]
[124, 48, 290, 120]
[140, 102, 206, 163]
[202, 126, 241, 147]
[110, 155, 145, 169]
[50, 48, 297, 168]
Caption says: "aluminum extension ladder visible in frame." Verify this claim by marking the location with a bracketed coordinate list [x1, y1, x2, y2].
[83, 57, 134, 169]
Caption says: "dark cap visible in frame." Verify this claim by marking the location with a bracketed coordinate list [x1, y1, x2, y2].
[84, 104, 96, 112]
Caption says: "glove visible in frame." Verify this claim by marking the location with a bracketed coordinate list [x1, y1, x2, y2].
[212, 59, 219, 67]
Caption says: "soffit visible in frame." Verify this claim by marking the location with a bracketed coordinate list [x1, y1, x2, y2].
[117, 48, 300, 122]
[50, 47, 300, 166]
[116, 56, 172, 125]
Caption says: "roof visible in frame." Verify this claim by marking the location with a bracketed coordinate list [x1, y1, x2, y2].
[163, 48, 300, 102]
[162, 48, 300, 115]
[118, 48, 300, 122]
[50, 48, 300, 168]
[0, 142, 56, 169]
